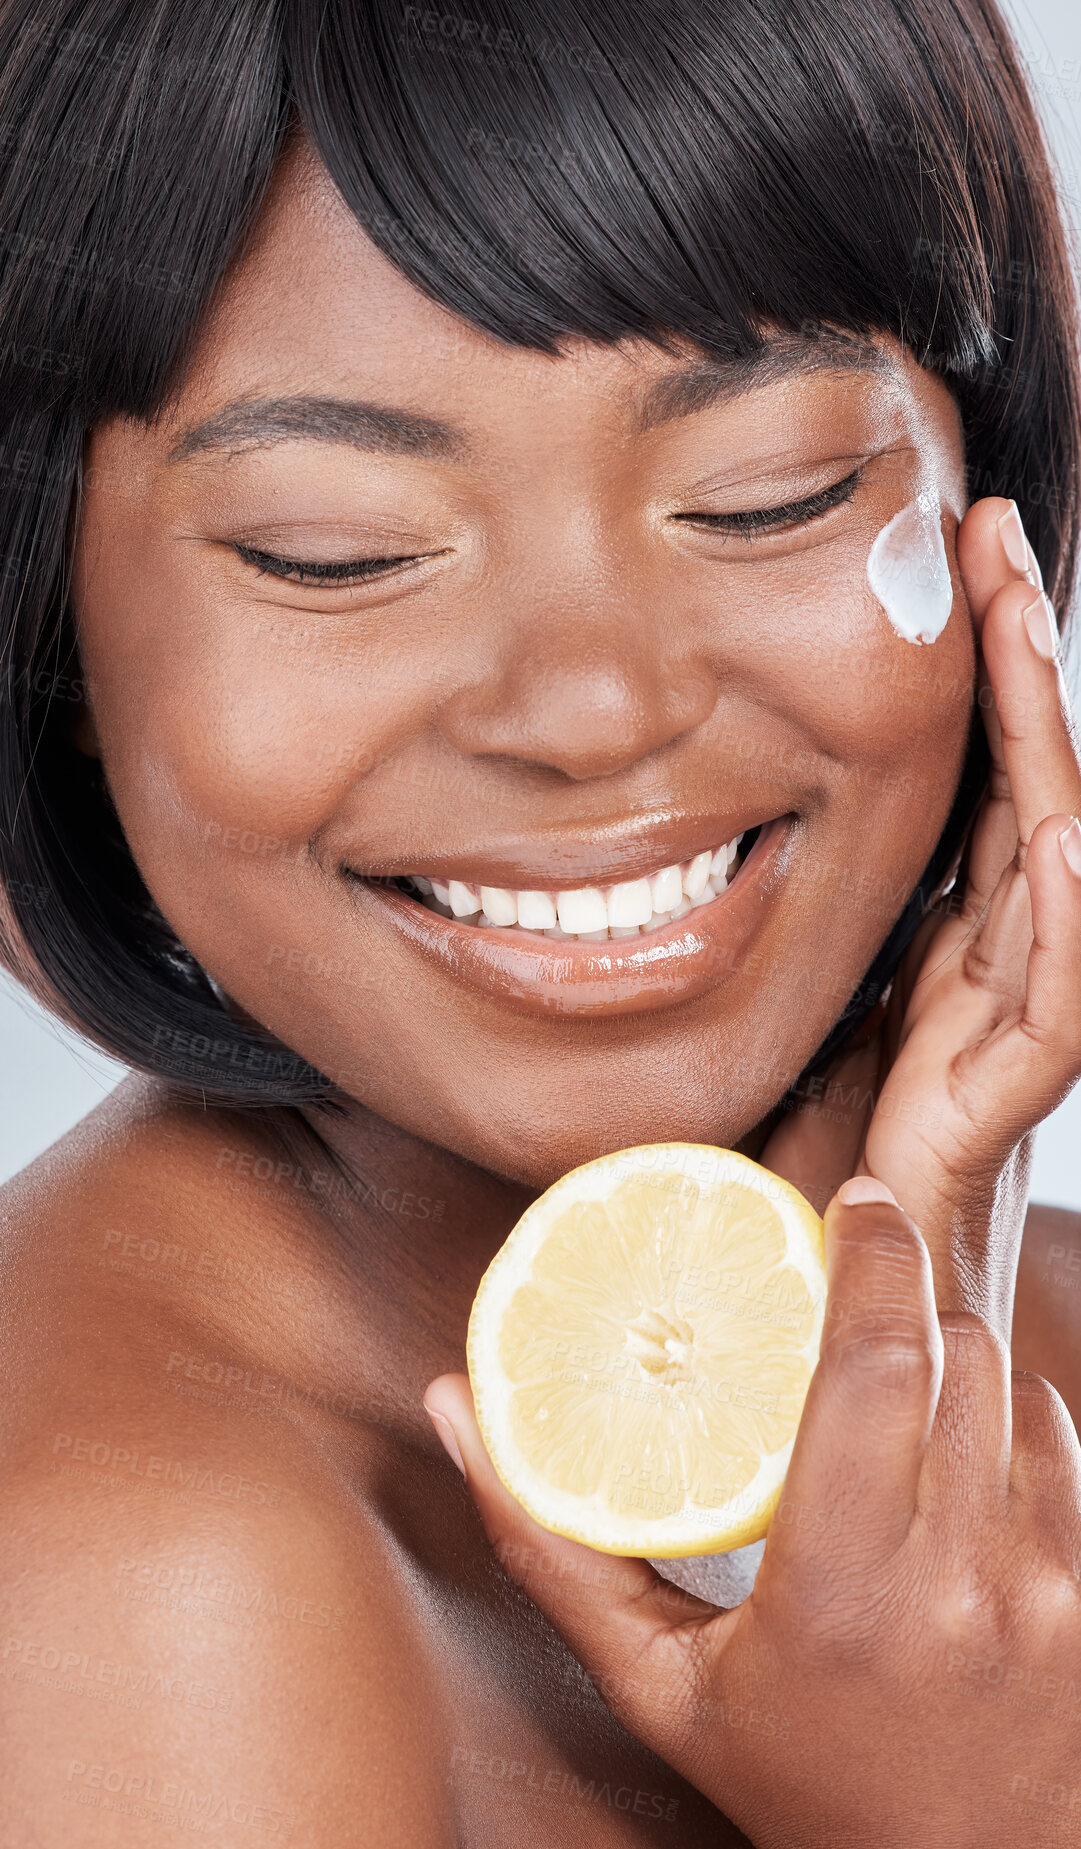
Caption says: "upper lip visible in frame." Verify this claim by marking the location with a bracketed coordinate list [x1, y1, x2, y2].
[344, 812, 776, 891]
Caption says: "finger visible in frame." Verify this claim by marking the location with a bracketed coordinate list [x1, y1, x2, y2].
[422, 1373, 731, 1754]
[953, 498, 1045, 910]
[918, 1315, 1012, 1521]
[766, 1180, 942, 1584]
[954, 812, 1081, 1139]
[1009, 1371, 1081, 1532]
[956, 496, 1041, 625]
[979, 579, 1081, 846]
[951, 845, 1031, 1017]
[1015, 811, 1081, 1075]
[956, 771, 1018, 931]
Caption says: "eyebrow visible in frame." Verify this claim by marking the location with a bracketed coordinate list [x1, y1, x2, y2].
[166, 395, 466, 465]
[165, 336, 894, 465]
[634, 335, 895, 431]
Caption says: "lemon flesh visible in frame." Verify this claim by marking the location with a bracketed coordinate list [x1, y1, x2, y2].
[467, 1144, 826, 1557]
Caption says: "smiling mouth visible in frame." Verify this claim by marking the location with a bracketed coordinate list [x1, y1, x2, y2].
[377, 826, 762, 941]
[348, 817, 788, 1018]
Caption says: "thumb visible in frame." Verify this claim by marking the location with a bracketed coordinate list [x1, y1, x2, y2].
[422, 1371, 729, 1752]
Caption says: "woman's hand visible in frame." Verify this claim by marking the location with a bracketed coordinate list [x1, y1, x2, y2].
[762, 496, 1081, 1333]
[425, 1181, 1081, 1849]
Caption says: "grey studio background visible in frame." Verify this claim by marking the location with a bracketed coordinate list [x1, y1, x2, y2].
[2, 0, 1081, 1202]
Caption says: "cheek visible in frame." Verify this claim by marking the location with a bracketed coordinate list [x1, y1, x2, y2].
[726, 523, 974, 786]
[79, 571, 426, 877]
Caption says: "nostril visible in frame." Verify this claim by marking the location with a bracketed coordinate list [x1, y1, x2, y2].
[435, 661, 717, 783]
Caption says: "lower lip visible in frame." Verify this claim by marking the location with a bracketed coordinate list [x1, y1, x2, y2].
[350, 818, 793, 1018]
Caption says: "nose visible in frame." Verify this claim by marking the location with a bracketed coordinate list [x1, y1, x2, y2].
[435, 577, 718, 782]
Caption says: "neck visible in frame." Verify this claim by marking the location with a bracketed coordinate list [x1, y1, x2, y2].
[281, 1094, 534, 1418]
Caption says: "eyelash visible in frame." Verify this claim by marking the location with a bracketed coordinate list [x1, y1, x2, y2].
[233, 543, 424, 587]
[233, 467, 864, 588]
[674, 465, 864, 536]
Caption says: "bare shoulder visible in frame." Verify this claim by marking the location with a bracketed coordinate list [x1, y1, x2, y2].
[0, 1458, 453, 1844]
[0, 1070, 263, 1291]
[0, 1075, 286, 1447]
[0, 1079, 454, 1844]
[1014, 1198, 1081, 1428]
[0, 1071, 368, 1418]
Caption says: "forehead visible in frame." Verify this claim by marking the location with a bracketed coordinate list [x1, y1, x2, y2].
[165, 137, 906, 445]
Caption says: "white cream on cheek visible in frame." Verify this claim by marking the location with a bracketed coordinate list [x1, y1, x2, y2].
[866, 487, 953, 645]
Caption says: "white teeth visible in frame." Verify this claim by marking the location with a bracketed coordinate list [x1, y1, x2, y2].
[607, 878, 653, 928]
[713, 834, 744, 877]
[557, 888, 608, 935]
[448, 879, 481, 917]
[480, 884, 518, 926]
[518, 889, 558, 930]
[404, 829, 753, 938]
[683, 850, 712, 899]
[649, 864, 683, 914]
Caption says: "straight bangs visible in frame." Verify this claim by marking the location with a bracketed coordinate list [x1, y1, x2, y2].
[291, 0, 1078, 610]
[0, 0, 1071, 582]
[0, 0, 1077, 1106]
[293, 0, 999, 367]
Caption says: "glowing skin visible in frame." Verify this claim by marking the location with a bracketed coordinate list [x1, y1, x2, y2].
[9, 129, 1081, 1849]
[866, 488, 953, 644]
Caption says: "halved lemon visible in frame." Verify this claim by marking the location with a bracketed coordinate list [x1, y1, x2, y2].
[467, 1143, 826, 1557]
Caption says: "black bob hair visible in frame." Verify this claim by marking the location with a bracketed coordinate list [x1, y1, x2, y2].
[0, 0, 1078, 1111]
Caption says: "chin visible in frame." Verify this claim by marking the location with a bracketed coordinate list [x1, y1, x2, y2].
[425, 1078, 773, 1191]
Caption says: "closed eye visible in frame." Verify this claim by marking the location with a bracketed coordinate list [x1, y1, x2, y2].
[674, 465, 863, 536]
[233, 466, 863, 585]
[233, 542, 441, 587]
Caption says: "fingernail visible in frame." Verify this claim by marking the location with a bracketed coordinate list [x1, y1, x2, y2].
[1022, 592, 1058, 661]
[837, 1175, 900, 1208]
[426, 1407, 466, 1477]
[1059, 817, 1081, 879]
[997, 502, 1030, 574]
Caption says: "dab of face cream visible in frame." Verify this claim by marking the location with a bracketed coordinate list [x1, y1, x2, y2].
[866, 489, 953, 645]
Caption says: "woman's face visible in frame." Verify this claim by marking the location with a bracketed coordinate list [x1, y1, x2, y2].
[73, 138, 973, 1186]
